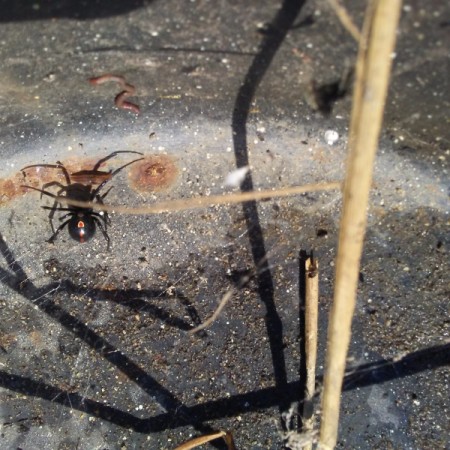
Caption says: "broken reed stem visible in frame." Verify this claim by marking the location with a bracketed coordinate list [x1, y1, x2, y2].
[51, 181, 341, 215]
[326, 0, 361, 42]
[319, 1, 402, 449]
[303, 257, 319, 450]
[174, 430, 236, 450]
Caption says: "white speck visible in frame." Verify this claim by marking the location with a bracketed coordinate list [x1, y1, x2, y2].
[225, 166, 249, 188]
[325, 130, 339, 145]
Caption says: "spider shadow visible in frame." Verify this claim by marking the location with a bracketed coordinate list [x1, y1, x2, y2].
[0, 231, 219, 441]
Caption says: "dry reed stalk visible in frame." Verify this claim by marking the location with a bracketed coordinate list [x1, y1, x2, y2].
[318, 1, 402, 449]
[303, 257, 319, 450]
[52, 181, 341, 215]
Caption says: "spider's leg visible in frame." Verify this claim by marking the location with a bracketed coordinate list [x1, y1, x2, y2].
[47, 218, 71, 244]
[21, 185, 62, 234]
[40, 184, 67, 231]
[93, 216, 111, 251]
[56, 212, 73, 222]
[21, 163, 71, 185]
[92, 156, 143, 198]
[46, 189, 67, 234]
[21, 185, 57, 199]
[92, 211, 110, 228]
[42, 208, 75, 230]
[92, 150, 143, 171]
[92, 179, 111, 198]
[41, 181, 66, 198]
[42, 206, 74, 213]
[109, 156, 144, 177]
[99, 187, 113, 201]
[94, 190, 112, 225]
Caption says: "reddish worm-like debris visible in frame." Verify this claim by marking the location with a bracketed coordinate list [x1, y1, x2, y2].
[89, 74, 140, 114]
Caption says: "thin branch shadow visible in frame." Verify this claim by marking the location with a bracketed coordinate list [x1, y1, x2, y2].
[1, 341, 448, 432]
[231, 0, 307, 415]
[61, 282, 205, 333]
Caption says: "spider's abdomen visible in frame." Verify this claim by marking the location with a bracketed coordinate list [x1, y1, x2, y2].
[68, 213, 96, 243]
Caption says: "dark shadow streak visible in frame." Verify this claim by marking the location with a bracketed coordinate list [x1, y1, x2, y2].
[1, 343, 448, 432]
[61, 282, 204, 333]
[0, 0, 149, 21]
[231, 0, 306, 414]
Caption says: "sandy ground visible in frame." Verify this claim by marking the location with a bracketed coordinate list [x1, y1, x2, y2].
[0, 1, 448, 449]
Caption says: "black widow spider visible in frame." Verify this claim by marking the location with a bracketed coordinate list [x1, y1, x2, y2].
[21, 151, 144, 250]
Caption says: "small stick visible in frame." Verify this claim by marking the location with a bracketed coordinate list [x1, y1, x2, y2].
[303, 257, 319, 450]
[89, 74, 140, 114]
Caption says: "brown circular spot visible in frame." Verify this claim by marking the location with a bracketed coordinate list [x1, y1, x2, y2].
[128, 155, 178, 192]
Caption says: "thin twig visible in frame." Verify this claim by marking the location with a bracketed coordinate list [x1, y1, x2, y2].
[188, 249, 274, 334]
[174, 430, 237, 450]
[45, 181, 341, 215]
[188, 286, 239, 335]
[319, 1, 402, 449]
[326, 0, 361, 42]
